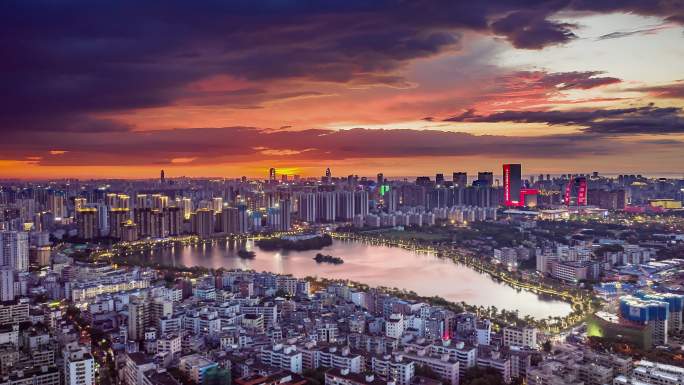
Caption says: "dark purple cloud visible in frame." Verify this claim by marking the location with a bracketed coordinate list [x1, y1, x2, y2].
[0, 126, 628, 166]
[597, 23, 675, 40]
[491, 10, 577, 49]
[628, 81, 684, 99]
[540, 71, 621, 90]
[446, 105, 684, 135]
[1, 0, 682, 135]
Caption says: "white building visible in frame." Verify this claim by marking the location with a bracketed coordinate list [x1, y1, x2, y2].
[260, 344, 303, 374]
[386, 314, 405, 339]
[615, 360, 684, 385]
[371, 354, 415, 385]
[179, 354, 218, 384]
[63, 343, 95, 385]
[503, 327, 538, 349]
[0, 231, 28, 272]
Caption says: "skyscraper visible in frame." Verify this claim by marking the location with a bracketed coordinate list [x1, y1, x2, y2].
[160, 169, 165, 184]
[336, 191, 355, 221]
[452, 172, 467, 187]
[324, 167, 332, 183]
[76, 208, 99, 239]
[298, 193, 317, 223]
[565, 177, 588, 206]
[278, 199, 291, 231]
[0, 231, 29, 272]
[48, 191, 67, 219]
[317, 192, 336, 222]
[108, 208, 130, 240]
[354, 190, 369, 217]
[192, 208, 215, 238]
[477, 172, 494, 186]
[503, 164, 522, 207]
[164, 206, 183, 236]
[0, 268, 14, 301]
[269, 167, 276, 181]
[63, 343, 95, 385]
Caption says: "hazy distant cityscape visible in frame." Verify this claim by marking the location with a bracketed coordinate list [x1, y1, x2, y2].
[0, 165, 683, 385]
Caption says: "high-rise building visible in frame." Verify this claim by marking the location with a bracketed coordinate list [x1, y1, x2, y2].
[136, 194, 149, 209]
[278, 199, 291, 231]
[354, 191, 369, 217]
[0, 231, 29, 272]
[503, 164, 522, 207]
[385, 190, 399, 213]
[164, 206, 183, 236]
[48, 192, 67, 219]
[565, 177, 588, 206]
[63, 343, 95, 385]
[0, 267, 15, 301]
[237, 203, 249, 233]
[76, 207, 98, 239]
[160, 169, 165, 184]
[106, 193, 130, 209]
[269, 168, 276, 181]
[212, 197, 223, 213]
[453, 172, 467, 187]
[74, 197, 87, 210]
[377, 173, 384, 186]
[134, 208, 153, 237]
[298, 193, 317, 223]
[620, 295, 669, 346]
[477, 172, 494, 187]
[192, 208, 215, 238]
[108, 208, 130, 240]
[132, 207, 166, 238]
[317, 192, 336, 222]
[151, 194, 168, 210]
[181, 197, 193, 220]
[435, 173, 445, 185]
[128, 297, 148, 341]
[336, 191, 355, 221]
[220, 207, 239, 234]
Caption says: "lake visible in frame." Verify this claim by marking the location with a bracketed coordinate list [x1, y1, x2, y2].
[138, 239, 572, 318]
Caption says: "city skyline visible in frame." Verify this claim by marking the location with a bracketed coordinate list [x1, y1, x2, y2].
[1, 2, 684, 179]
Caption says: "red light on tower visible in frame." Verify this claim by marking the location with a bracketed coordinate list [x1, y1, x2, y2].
[566, 177, 588, 206]
[503, 164, 511, 205]
[503, 163, 521, 207]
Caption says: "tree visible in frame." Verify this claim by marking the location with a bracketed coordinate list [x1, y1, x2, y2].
[461, 367, 504, 385]
[203, 366, 231, 385]
[415, 364, 441, 381]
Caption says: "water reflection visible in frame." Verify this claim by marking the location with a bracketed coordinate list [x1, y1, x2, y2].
[138, 239, 572, 318]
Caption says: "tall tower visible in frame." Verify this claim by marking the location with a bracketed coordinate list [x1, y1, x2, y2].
[160, 169, 165, 184]
[269, 168, 276, 181]
[565, 177, 588, 207]
[0, 231, 29, 272]
[503, 164, 522, 207]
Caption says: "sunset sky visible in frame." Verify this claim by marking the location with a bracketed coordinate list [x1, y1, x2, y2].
[1, 1, 683, 179]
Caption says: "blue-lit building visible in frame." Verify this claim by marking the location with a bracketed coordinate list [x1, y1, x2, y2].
[635, 291, 684, 332]
[619, 296, 669, 345]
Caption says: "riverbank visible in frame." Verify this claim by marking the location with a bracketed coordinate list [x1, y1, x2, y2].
[86, 233, 587, 329]
[329, 231, 597, 331]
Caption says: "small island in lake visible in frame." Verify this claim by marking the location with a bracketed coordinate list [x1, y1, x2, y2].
[255, 234, 333, 251]
[313, 253, 344, 265]
[237, 249, 256, 259]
